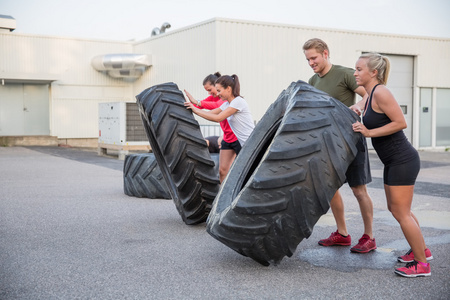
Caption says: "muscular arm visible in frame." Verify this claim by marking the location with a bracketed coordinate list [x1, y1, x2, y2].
[353, 86, 406, 138]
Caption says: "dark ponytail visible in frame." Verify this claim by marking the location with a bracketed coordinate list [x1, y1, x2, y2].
[215, 74, 240, 97]
[203, 72, 221, 86]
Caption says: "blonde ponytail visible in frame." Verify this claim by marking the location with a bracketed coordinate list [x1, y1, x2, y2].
[360, 52, 390, 85]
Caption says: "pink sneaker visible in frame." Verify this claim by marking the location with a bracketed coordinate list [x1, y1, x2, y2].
[350, 234, 376, 253]
[395, 260, 431, 278]
[318, 230, 351, 246]
[397, 248, 433, 263]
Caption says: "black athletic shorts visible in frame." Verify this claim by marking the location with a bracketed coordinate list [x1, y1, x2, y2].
[221, 139, 242, 155]
[383, 153, 420, 186]
[345, 135, 372, 187]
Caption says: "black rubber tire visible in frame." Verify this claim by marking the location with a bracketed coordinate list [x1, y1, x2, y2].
[123, 153, 172, 199]
[206, 80, 361, 265]
[123, 153, 220, 200]
[136, 83, 220, 225]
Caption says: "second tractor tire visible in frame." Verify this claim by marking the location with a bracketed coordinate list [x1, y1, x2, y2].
[207, 80, 361, 265]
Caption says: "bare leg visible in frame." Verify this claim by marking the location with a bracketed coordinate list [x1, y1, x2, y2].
[351, 185, 373, 238]
[218, 149, 236, 183]
[330, 190, 348, 236]
[385, 184, 427, 263]
[411, 211, 428, 251]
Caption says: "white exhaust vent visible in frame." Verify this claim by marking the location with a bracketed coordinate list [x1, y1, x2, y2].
[91, 54, 152, 79]
[0, 15, 16, 32]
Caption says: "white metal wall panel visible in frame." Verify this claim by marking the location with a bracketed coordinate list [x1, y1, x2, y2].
[51, 84, 131, 138]
[0, 33, 136, 138]
[52, 98, 109, 138]
[215, 20, 310, 121]
[1, 19, 450, 144]
[133, 20, 218, 128]
[133, 20, 217, 99]
[0, 33, 133, 85]
[323, 32, 450, 88]
[211, 19, 450, 123]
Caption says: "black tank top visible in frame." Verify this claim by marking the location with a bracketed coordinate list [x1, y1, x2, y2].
[362, 84, 417, 166]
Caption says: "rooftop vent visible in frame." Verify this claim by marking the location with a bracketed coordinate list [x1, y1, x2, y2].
[0, 15, 16, 32]
[151, 22, 171, 36]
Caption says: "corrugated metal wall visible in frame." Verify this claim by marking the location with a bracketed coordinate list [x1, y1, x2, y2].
[212, 18, 450, 121]
[133, 20, 218, 128]
[1, 33, 134, 138]
[134, 20, 216, 95]
[1, 18, 449, 141]
[215, 19, 307, 121]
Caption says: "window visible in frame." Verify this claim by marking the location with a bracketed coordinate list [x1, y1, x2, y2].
[436, 88, 450, 146]
[419, 88, 432, 147]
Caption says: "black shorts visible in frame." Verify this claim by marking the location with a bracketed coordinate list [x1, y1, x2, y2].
[383, 154, 420, 186]
[221, 140, 242, 155]
[345, 136, 372, 187]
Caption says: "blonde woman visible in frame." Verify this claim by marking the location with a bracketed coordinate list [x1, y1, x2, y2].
[352, 52, 432, 277]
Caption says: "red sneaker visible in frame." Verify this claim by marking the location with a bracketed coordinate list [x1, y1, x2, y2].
[395, 260, 431, 278]
[318, 230, 351, 246]
[350, 234, 377, 253]
[397, 248, 433, 263]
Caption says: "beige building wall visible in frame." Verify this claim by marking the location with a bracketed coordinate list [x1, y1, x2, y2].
[212, 18, 450, 121]
[0, 33, 134, 140]
[1, 17, 449, 148]
[133, 20, 217, 97]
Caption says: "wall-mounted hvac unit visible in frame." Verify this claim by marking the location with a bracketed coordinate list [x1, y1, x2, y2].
[98, 102, 150, 160]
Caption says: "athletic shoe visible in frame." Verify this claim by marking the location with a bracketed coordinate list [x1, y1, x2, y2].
[318, 230, 351, 246]
[397, 248, 434, 263]
[394, 260, 431, 278]
[350, 234, 377, 253]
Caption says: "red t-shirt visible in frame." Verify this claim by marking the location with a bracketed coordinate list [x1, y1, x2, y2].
[195, 95, 238, 143]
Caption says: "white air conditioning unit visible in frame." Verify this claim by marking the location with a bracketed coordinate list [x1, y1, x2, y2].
[98, 102, 150, 159]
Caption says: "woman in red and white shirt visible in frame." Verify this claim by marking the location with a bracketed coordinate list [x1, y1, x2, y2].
[184, 72, 238, 182]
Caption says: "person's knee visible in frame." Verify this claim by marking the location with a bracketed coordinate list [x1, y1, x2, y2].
[389, 207, 410, 223]
[219, 165, 229, 178]
[390, 211, 404, 223]
[351, 185, 369, 201]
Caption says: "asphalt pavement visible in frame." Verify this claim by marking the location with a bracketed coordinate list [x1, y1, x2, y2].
[1, 146, 449, 299]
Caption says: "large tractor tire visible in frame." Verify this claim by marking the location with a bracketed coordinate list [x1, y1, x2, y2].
[123, 153, 220, 200]
[136, 83, 220, 225]
[123, 153, 172, 199]
[206, 81, 361, 266]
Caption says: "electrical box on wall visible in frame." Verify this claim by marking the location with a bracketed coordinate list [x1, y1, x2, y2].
[98, 102, 150, 159]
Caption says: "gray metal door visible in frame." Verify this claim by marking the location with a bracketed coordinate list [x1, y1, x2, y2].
[365, 54, 414, 149]
[0, 83, 49, 136]
[386, 55, 414, 142]
[23, 84, 50, 135]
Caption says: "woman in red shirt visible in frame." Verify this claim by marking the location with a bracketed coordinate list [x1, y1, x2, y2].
[184, 72, 238, 182]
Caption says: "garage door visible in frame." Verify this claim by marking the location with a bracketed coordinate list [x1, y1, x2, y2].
[386, 55, 414, 141]
[365, 54, 414, 149]
[0, 83, 50, 136]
